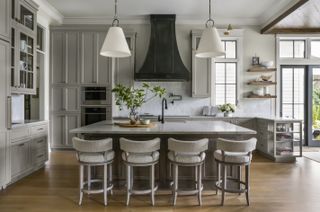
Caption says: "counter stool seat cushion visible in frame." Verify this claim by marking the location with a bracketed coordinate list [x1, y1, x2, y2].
[214, 150, 252, 163]
[122, 151, 159, 164]
[168, 151, 206, 164]
[79, 151, 115, 163]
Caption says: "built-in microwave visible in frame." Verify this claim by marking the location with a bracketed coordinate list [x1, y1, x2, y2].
[82, 87, 108, 105]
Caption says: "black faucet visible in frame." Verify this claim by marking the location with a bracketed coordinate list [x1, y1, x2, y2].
[158, 98, 168, 124]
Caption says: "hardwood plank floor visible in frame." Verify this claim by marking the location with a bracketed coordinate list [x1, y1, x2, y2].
[1, 151, 320, 212]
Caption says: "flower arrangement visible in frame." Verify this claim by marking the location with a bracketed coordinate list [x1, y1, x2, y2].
[112, 83, 166, 123]
[218, 103, 236, 117]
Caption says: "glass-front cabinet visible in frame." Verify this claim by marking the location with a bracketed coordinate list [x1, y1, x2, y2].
[11, 0, 38, 94]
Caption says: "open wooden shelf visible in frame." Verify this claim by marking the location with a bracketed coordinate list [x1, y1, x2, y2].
[246, 93, 277, 99]
[248, 66, 276, 72]
[247, 81, 277, 86]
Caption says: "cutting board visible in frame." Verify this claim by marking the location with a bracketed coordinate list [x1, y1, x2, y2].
[114, 122, 157, 128]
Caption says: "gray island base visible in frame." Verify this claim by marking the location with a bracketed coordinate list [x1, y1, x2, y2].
[70, 120, 257, 190]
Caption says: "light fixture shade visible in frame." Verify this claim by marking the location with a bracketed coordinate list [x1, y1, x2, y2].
[100, 26, 131, 58]
[195, 27, 225, 58]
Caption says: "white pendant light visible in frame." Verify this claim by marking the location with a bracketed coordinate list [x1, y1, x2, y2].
[196, 0, 225, 58]
[100, 0, 131, 58]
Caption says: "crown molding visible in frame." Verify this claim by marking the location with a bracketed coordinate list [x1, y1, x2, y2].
[33, 0, 64, 24]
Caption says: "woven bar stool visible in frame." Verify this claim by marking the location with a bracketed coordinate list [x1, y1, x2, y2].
[120, 137, 160, 206]
[214, 138, 257, 206]
[72, 137, 114, 206]
[167, 138, 209, 206]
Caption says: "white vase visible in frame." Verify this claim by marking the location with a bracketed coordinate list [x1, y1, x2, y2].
[224, 112, 233, 117]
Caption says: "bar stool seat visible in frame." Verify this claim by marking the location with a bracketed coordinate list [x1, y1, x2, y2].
[79, 151, 115, 163]
[168, 151, 206, 163]
[214, 150, 252, 163]
[121, 151, 159, 164]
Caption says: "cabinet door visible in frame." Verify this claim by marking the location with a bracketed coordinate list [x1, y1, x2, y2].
[51, 87, 80, 112]
[0, 131, 8, 188]
[66, 32, 79, 84]
[16, 0, 37, 34]
[114, 36, 135, 87]
[66, 87, 80, 111]
[192, 36, 212, 98]
[0, 0, 11, 41]
[51, 87, 65, 112]
[0, 40, 10, 130]
[11, 140, 31, 178]
[31, 136, 48, 166]
[80, 32, 97, 84]
[51, 31, 65, 84]
[51, 114, 81, 148]
[96, 32, 111, 85]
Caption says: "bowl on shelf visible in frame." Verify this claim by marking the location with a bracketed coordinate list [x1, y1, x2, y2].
[140, 119, 151, 125]
[260, 61, 274, 68]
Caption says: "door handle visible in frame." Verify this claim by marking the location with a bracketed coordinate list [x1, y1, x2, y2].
[7, 96, 12, 129]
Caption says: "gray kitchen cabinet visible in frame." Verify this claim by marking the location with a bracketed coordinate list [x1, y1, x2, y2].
[66, 32, 80, 84]
[80, 32, 96, 84]
[0, 132, 10, 189]
[0, 0, 11, 42]
[11, 139, 32, 179]
[11, 0, 38, 34]
[96, 32, 112, 85]
[114, 33, 136, 87]
[31, 136, 48, 167]
[191, 31, 212, 98]
[51, 86, 80, 112]
[50, 31, 65, 84]
[51, 114, 81, 149]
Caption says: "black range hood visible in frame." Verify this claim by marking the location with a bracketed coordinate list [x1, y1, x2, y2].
[135, 15, 190, 81]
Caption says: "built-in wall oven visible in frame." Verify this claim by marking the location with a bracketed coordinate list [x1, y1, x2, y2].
[82, 87, 108, 105]
[81, 86, 111, 126]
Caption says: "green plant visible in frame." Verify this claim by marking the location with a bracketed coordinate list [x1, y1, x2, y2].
[218, 103, 236, 113]
[112, 83, 166, 112]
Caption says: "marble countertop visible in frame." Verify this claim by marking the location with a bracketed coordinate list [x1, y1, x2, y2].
[70, 120, 257, 135]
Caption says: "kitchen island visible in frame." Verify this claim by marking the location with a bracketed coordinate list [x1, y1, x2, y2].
[70, 120, 256, 189]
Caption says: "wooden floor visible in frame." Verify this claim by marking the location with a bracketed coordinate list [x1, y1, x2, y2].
[1, 151, 320, 212]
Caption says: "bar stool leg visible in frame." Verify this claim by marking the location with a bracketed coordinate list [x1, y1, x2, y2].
[150, 164, 155, 206]
[221, 164, 227, 206]
[197, 164, 202, 206]
[87, 165, 91, 192]
[130, 166, 133, 191]
[79, 164, 84, 205]
[195, 165, 198, 189]
[216, 162, 220, 195]
[103, 164, 108, 206]
[245, 165, 250, 206]
[238, 166, 242, 195]
[173, 164, 178, 206]
[126, 165, 131, 206]
[109, 164, 113, 195]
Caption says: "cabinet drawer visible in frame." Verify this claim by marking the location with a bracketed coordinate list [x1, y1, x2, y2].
[11, 128, 30, 142]
[34, 153, 47, 165]
[31, 124, 48, 136]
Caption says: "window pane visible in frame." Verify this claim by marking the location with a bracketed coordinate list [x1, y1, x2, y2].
[225, 41, 236, 58]
[280, 41, 293, 58]
[293, 68, 304, 103]
[226, 85, 236, 104]
[311, 41, 320, 58]
[226, 63, 236, 83]
[215, 85, 225, 105]
[282, 104, 293, 118]
[282, 68, 293, 103]
[294, 104, 304, 120]
[215, 63, 225, 83]
[294, 41, 305, 58]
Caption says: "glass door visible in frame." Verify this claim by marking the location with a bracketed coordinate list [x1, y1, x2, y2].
[309, 66, 320, 146]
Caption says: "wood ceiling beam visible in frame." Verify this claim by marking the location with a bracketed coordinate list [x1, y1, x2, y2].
[261, 0, 309, 34]
[267, 28, 320, 34]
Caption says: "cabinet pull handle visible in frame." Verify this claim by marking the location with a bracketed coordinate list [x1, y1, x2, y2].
[18, 143, 25, 147]
[37, 140, 44, 144]
[38, 128, 44, 131]
[7, 96, 12, 129]
[37, 154, 44, 158]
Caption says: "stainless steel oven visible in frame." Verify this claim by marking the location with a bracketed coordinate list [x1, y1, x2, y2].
[81, 106, 107, 126]
[82, 87, 107, 105]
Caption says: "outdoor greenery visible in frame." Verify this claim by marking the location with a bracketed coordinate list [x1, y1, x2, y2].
[313, 88, 320, 130]
[218, 103, 236, 113]
[112, 83, 166, 113]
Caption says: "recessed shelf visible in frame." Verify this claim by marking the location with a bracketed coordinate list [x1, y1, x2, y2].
[247, 66, 276, 72]
[247, 81, 277, 86]
[246, 93, 277, 99]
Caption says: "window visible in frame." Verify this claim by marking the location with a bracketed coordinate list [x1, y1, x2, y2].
[214, 40, 238, 105]
[311, 40, 320, 58]
[215, 63, 237, 105]
[279, 40, 305, 58]
[281, 66, 305, 119]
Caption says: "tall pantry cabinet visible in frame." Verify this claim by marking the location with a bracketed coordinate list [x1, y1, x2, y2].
[0, 0, 12, 189]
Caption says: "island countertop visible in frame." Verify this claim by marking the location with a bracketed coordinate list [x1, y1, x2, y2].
[70, 120, 257, 135]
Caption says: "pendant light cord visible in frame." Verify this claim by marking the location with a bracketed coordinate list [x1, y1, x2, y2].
[112, 0, 120, 26]
[206, 0, 215, 28]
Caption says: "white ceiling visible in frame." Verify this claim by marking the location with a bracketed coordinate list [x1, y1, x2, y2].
[45, 0, 295, 25]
